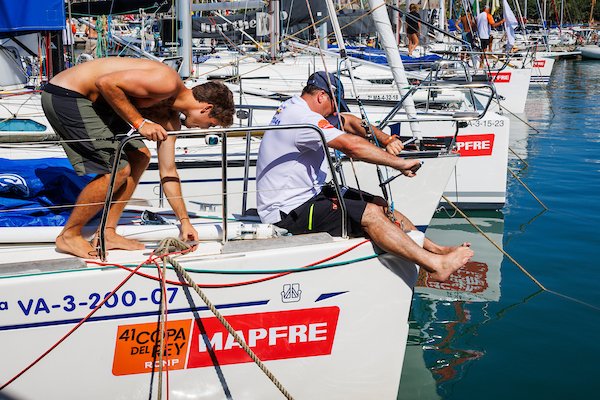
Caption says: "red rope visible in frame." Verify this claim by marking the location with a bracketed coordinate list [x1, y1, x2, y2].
[87, 239, 371, 288]
[0, 90, 42, 99]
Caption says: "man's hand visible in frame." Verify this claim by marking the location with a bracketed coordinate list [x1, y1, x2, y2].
[400, 159, 422, 177]
[138, 120, 168, 141]
[385, 136, 404, 155]
[180, 219, 199, 248]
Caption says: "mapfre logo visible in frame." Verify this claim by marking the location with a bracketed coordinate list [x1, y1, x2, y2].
[454, 134, 495, 157]
[533, 59, 546, 68]
[187, 307, 340, 368]
[488, 72, 511, 83]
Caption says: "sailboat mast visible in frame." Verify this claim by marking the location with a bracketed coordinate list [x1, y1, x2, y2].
[367, 0, 421, 136]
[439, 0, 446, 42]
[270, 0, 281, 58]
[560, 0, 564, 30]
[323, 1, 361, 101]
[66, 0, 75, 67]
[177, 0, 192, 78]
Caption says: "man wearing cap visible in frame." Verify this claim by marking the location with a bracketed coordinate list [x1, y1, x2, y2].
[256, 72, 473, 282]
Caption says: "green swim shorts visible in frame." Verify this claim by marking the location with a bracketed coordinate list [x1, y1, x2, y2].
[41, 83, 147, 176]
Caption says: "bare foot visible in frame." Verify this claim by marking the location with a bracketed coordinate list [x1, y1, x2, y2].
[56, 234, 98, 259]
[101, 229, 145, 251]
[433, 242, 471, 255]
[428, 246, 474, 282]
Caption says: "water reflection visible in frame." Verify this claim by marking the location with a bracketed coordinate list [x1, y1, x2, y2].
[398, 59, 600, 400]
[418, 212, 504, 302]
[398, 211, 504, 400]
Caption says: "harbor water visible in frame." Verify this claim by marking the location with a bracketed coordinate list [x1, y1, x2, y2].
[398, 59, 600, 399]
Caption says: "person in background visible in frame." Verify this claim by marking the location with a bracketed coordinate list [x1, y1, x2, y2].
[63, 18, 75, 65]
[476, 5, 505, 67]
[456, 11, 476, 48]
[84, 17, 98, 56]
[406, 3, 421, 57]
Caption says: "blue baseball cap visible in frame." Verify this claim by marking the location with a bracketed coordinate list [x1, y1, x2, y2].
[306, 71, 350, 113]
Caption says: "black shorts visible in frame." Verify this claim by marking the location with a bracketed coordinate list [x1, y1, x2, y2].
[479, 38, 490, 50]
[41, 83, 146, 176]
[276, 186, 376, 237]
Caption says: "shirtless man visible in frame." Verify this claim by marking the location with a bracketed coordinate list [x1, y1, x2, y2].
[41, 57, 234, 258]
[84, 17, 98, 56]
[256, 71, 473, 282]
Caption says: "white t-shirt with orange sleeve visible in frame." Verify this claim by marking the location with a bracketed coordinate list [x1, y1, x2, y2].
[256, 95, 345, 224]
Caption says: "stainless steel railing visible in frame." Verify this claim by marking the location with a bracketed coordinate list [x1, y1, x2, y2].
[97, 124, 347, 261]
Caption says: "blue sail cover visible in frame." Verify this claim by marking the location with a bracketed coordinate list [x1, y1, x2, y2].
[0, 158, 92, 227]
[0, 0, 65, 33]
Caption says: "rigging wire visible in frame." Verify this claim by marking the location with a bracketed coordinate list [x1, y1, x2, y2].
[302, 0, 390, 195]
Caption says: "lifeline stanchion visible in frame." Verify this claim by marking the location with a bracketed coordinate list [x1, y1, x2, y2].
[507, 167, 548, 210]
[441, 195, 600, 312]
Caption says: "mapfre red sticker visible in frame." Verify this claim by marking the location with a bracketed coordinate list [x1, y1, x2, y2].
[533, 59, 546, 67]
[454, 134, 495, 157]
[488, 72, 511, 83]
[187, 307, 339, 368]
[318, 119, 334, 129]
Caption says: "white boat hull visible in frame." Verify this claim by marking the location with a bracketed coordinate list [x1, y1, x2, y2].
[0, 232, 421, 399]
[579, 45, 600, 60]
[484, 67, 531, 114]
[528, 56, 556, 84]
[1, 82, 504, 213]
[440, 114, 510, 209]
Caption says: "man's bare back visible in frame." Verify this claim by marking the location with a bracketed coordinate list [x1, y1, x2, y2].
[50, 57, 182, 107]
